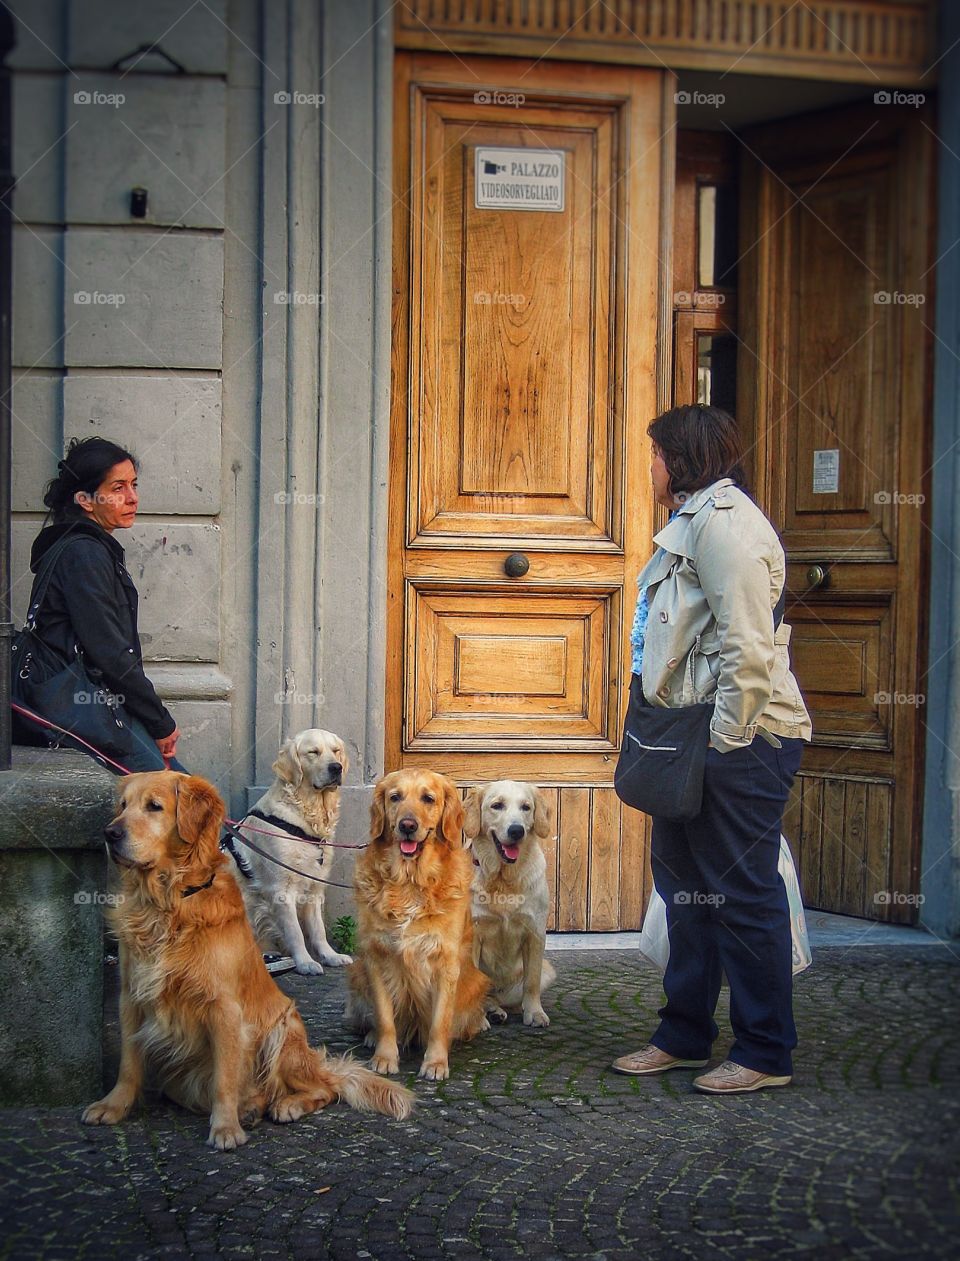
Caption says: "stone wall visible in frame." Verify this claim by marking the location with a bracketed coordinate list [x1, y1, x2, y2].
[7, 0, 394, 915]
[9, 0, 231, 790]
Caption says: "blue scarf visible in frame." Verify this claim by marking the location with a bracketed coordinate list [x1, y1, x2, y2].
[631, 511, 678, 676]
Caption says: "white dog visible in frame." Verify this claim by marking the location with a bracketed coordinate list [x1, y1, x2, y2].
[231, 729, 353, 976]
[463, 780, 556, 1027]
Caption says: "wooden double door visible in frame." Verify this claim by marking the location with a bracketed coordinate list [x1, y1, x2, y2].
[387, 55, 668, 929]
[389, 56, 933, 929]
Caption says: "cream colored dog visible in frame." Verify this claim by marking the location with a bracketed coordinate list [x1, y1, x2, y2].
[463, 780, 556, 1027]
[232, 729, 353, 976]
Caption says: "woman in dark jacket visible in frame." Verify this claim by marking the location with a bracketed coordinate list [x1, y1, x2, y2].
[17, 437, 184, 773]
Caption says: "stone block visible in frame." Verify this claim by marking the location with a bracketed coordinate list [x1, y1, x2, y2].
[13, 225, 63, 368]
[11, 372, 61, 511]
[13, 72, 65, 224]
[64, 374, 222, 513]
[6, 0, 65, 71]
[66, 75, 225, 228]
[126, 521, 221, 662]
[68, 0, 228, 75]
[63, 229, 223, 369]
[11, 518, 221, 664]
[165, 699, 232, 798]
[0, 747, 115, 1106]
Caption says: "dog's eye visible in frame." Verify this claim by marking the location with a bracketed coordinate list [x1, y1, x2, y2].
[491, 801, 504, 811]
[389, 791, 402, 802]
[520, 803, 531, 811]
[146, 800, 163, 812]
[421, 793, 435, 805]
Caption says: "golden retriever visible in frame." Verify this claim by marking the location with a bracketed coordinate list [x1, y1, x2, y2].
[464, 780, 557, 1027]
[232, 729, 352, 975]
[82, 772, 412, 1150]
[345, 770, 490, 1080]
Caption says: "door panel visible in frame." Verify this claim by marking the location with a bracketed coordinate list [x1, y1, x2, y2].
[414, 104, 617, 545]
[739, 105, 932, 923]
[390, 54, 671, 928]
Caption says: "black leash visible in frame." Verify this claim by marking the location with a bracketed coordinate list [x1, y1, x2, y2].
[220, 818, 355, 890]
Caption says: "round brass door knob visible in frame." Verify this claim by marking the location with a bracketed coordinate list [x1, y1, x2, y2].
[504, 552, 530, 578]
[806, 564, 829, 589]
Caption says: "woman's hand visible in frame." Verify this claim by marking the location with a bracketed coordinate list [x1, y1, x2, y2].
[156, 727, 181, 767]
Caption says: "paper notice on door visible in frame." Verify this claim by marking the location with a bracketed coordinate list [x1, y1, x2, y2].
[475, 147, 565, 212]
[813, 448, 840, 494]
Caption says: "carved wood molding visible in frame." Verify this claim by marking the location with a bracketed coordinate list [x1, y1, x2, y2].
[395, 1, 936, 86]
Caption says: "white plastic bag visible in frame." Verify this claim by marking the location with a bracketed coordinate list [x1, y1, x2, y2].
[639, 834, 812, 976]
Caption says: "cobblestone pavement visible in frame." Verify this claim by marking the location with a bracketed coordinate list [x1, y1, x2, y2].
[1, 946, 959, 1260]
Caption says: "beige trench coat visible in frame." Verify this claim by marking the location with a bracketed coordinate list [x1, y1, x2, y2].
[636, 478, 812, 753]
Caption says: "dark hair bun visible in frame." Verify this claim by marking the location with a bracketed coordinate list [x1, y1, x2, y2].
[43, 436, 139, 519]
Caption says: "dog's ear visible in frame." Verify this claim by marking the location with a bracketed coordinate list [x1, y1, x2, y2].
[272, 737, 303, 788]
[116, 773, 136, 804]
[440, 779, 465, 848]
[462, 787, 482, 843]
[175, 775, 226, 860]
[532, 787, 552, 839]
[337, 742, 350, 778]
[370, 780, 388, 842]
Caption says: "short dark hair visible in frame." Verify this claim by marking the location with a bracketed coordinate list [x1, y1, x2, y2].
[647, 405, 748, 498]
[43, 436, 139, 522]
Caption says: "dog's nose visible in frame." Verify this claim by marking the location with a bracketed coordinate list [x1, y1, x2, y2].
[104, 822, 125, 845]
[507, 823, 525, 842]
[328, 761, 342, 778]
[398, 815, 418, 836]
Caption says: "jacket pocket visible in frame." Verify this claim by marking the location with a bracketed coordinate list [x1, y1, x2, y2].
[691, 636, 722, 701]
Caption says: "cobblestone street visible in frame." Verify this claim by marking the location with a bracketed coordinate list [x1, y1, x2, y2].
[1, 945, 958, 1260]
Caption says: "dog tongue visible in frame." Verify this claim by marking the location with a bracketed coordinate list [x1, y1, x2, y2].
[399, 838, 419, 856]
[502, 842, 521, 862]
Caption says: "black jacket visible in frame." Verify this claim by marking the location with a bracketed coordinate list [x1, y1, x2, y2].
[28, 518, 176, 740]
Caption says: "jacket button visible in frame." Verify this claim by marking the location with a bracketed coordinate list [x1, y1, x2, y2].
[657, 685, 669, 698]
[659, 611, 669, 623]
[667, 657, 678, 668]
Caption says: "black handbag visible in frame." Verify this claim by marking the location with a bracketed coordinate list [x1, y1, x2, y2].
[615, 586, 789, 821]
[614, 674, 713, 821]
[11, 536, 133, 760]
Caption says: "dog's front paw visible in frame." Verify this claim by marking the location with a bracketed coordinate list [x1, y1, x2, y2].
[294, 957, 325, 976]
[487, 1003, 509, 1023]
[270, 1097, 308, 1124]
[523, 1005, 550, 1028]
[320, 951, 353, 967]
[370, 1046, 400, 1075]
[81, 1096, 130, 1126]
[207, 1121, 248, 1151]
[418, 1056, 450, 1081]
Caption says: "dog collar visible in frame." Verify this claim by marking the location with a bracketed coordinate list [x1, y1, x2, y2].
[247, 808, 328, 845]
[181, 872, 217, 898]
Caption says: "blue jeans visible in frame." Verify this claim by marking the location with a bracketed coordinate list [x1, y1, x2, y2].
[650, 734, 804, 1075]
[66, 713, 187, 775]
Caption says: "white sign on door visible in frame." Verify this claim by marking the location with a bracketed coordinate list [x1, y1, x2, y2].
[475, 147, 565, 212]
[813, 448, 840, 494]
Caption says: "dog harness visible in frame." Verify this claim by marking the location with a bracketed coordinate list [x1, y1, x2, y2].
[246, 808, 330, 847]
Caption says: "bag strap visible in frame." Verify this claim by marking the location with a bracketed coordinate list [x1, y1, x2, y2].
[22, 535, 85, 631]
[773, 582, 787, 631]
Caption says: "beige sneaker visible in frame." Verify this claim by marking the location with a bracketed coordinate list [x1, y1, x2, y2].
[611, 1044, 709, 1075]
[693, 1060, 792, 1094]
